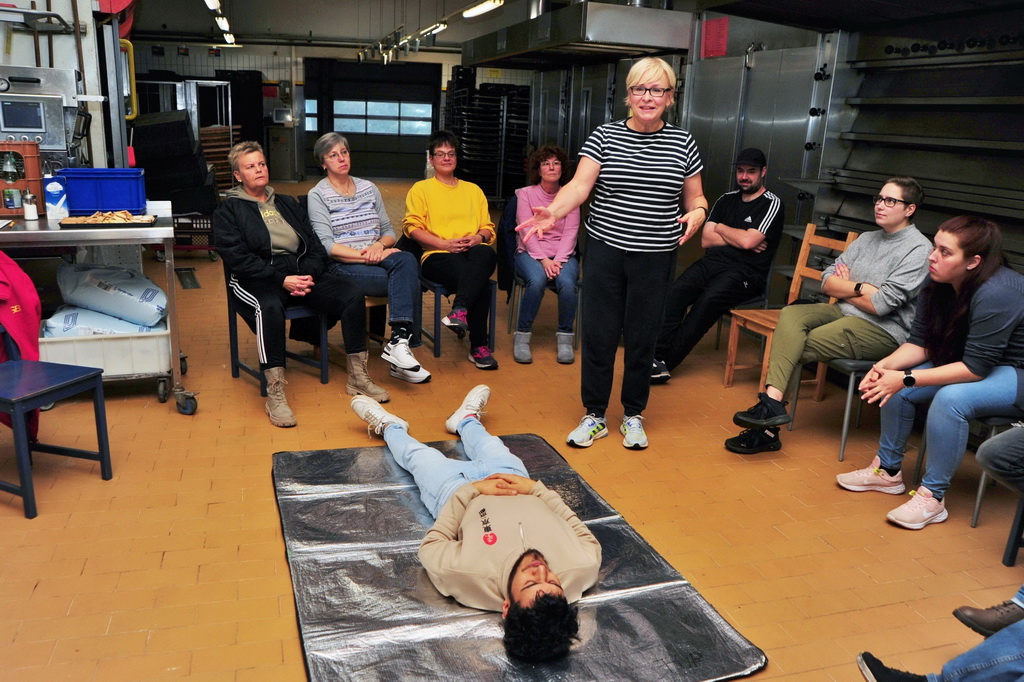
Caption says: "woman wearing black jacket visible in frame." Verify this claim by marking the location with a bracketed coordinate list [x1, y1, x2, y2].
[213, 141, 387, 427]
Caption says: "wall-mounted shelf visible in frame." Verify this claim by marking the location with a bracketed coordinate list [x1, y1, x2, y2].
[846, 96, 1024, 107]
[838, 131, 1024, 152]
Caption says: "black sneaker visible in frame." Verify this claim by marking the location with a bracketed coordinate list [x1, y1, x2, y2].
[856, 652, 926, 682]
[733, 392, 792, 428]
[724, 427, 781, 455]
[651, 358, 670, 384]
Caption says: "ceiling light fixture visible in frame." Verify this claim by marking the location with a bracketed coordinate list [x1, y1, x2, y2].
[215, 15, 229, 31]
[204, 0, 220, 10]
[462, 0, 503, 19]
[223, 33, 235, 44]
[423, 21, 447, 36]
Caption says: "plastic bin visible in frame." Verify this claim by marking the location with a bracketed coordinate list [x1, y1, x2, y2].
[38, 329, 171, 377]
[57, 168, 147, 215]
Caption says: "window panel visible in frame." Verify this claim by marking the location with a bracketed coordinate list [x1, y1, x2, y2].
[305, 117, 318, 132]
[305, 100, 318, 115]
[401, 120, 432, 135]
[367, 101, 400, 117]
[334, 100, 365, 115]
[400, 102, 432, 118]
[334, 118, 365, 134]
[367, 119, 399, 135]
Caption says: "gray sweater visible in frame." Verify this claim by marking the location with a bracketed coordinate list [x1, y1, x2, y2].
[821, 225, 932, 345]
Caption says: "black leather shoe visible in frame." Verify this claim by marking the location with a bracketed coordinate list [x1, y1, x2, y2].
[953, 600, 1024, 636]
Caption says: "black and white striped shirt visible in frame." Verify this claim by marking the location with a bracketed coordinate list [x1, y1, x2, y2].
[579, 119, 704, 252]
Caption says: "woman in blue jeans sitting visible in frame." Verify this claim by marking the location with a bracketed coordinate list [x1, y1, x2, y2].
[307, 132, 430, 385]
[513, 146, 580, 365]
[837, 215, 1024, 529]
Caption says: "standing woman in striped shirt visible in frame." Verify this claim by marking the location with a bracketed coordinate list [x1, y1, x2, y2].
[517, 57, 709, 450]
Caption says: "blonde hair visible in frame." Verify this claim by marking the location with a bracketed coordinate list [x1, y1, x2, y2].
[227, 141, 264, 173]
[623, 57, 677, 108]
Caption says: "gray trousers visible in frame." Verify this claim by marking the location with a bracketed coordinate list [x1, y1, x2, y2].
[977, 426, 1024, 495]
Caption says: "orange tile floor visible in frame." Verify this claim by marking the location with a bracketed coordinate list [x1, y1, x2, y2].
[2, 181, 1022, 680]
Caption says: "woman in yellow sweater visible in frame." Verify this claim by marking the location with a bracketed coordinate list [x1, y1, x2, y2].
[403, 130, 499, 369]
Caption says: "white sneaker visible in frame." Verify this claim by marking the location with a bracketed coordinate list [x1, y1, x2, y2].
[620, 415, 648, 450]
[566, 414, 608, 448]
[389, 364, 432, 384]
[350, 395, 409, 436]
[445, 385, 491, 434]
[381, 337, 420, 371]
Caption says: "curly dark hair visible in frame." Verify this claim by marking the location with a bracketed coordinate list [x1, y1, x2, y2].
[526, 145, 570, 186]
[503, 592, 580, 662]
[919, 215, 1005, 366]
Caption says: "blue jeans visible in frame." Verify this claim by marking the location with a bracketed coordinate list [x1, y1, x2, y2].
[513, 251, 579, 333]
[327, 249, 419, 325]
[927, 614, 1024, 681]
[383, 418, 528, 519]
[878, 363, 1024, 496]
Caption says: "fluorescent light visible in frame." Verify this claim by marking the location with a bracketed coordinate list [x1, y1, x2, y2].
[215, 15, 229, 31]
[424, 22, 447, 35]
[462, 0, 503, 19]
[204, 0, 220, 10]
[223, 33, 235, 44]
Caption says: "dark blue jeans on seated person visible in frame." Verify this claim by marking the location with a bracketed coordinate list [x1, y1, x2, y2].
[327, 249, 419, 326]
[513, 250, 579, 333]
[927, 614, 1024, 681]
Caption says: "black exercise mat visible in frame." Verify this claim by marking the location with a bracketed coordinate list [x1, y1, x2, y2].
[274, 434, 766, 681]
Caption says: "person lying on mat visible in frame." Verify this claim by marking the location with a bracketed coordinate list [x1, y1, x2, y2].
[350, 384, 602, 662]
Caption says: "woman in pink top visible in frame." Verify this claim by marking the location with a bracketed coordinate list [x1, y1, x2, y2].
[513, 146, 580, 364]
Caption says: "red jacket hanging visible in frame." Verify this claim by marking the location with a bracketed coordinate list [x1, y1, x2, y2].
[0, 250, 42, 439]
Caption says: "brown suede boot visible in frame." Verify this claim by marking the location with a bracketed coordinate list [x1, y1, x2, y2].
[264, 367, 297, 427]
[346, 351, 390, 403]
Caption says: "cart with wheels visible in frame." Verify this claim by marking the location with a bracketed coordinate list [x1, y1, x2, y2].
[0, 217, 198, 415]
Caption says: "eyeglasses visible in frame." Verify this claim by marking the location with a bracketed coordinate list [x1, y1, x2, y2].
[432, 151, 457, 159]
[540, 160, 562, 167]
[324, 150, 350, 161]
[628, 86, 672, 98]
[872, 195, 909, 208]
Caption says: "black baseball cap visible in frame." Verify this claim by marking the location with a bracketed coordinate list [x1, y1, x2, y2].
[734, 148, 767, 167]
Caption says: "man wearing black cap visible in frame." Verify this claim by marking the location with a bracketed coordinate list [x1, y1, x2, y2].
[652, 147, 784, 383]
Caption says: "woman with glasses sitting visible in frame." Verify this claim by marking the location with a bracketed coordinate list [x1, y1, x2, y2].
[726, 177, 933, 455]
[837, 215, 1024, 530]
[512, 145, 580, 365]
[403, 130, 499, 370]
[515, 57, 709, 450]
[307, 132, 430, 385]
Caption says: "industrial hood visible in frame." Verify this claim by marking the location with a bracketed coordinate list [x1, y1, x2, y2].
[461, 3, 694, 70]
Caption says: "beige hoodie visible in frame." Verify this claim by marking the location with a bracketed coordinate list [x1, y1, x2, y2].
[418, 481, 601, 612]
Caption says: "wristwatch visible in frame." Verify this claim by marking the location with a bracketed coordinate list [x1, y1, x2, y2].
[903, 369, 916, 387]
[854, 282, 864, 295]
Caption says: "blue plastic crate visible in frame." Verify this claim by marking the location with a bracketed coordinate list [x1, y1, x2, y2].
[57, 168, 147, 215]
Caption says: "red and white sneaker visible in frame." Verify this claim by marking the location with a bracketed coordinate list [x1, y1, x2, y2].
[886, 486, 949, 530]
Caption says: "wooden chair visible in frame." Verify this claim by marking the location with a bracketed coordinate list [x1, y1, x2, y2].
[723, 222, 858, 391]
